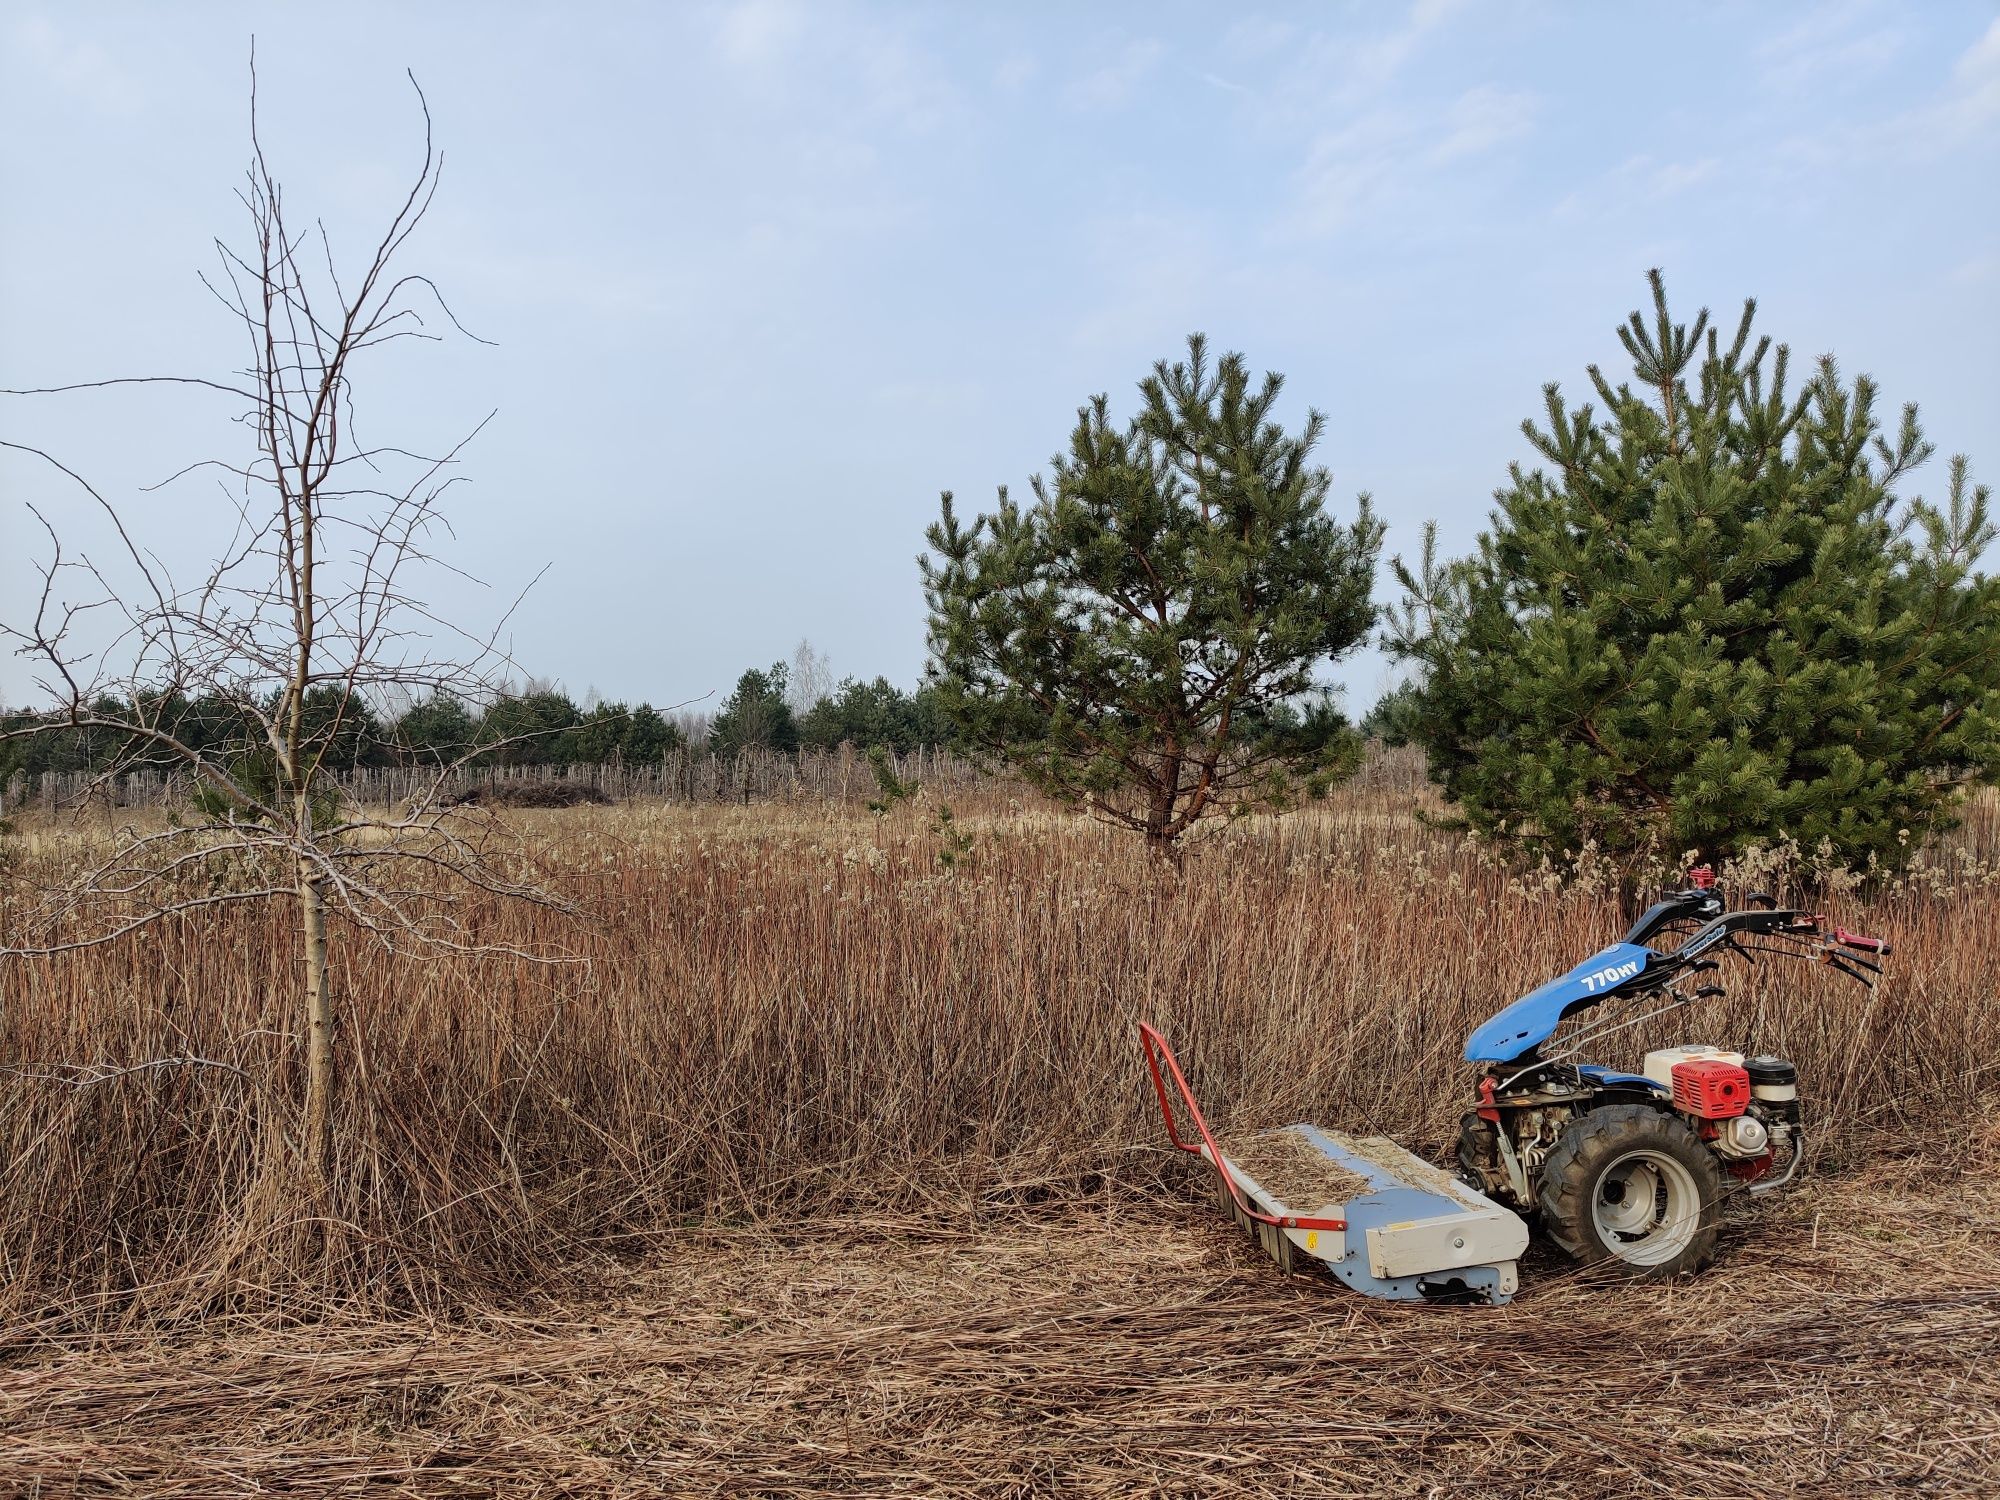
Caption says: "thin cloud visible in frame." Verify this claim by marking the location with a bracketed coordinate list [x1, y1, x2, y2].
[1291, 114, 1406, 236]
[1937, 15, 2000, 141]
[12, 14, 142, 114]
[1756, 0, 1905, 93]
[993, 53, 1038, 93]
[713, 0, 807, 70]
[1222, 16, 1296, 62]
[1350, 0, 1468, 85]
[1229, 0, 1472, 137]
[1288, 82, 1536, 239]
[1949, 251, 1999, 286]
[1771, 13, 2000, 165]
[1551, 154, 1722, 225]
[1650, 159, 1717, 195]
[1429, 85, 1538, 165]
[1068, 207, 1221, 353]
[710, 1, 961, 135]
[1067, 38, 1165, 111]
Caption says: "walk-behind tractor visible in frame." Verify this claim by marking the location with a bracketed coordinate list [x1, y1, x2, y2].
[1141, 871, 1890, 1305]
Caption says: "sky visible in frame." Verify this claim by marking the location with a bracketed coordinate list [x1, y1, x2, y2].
[2, 1, 1996, 716]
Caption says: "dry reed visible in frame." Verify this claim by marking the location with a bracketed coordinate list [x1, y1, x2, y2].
[0, 758, 1994, 1330]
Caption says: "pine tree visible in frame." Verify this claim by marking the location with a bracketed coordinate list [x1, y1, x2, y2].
[391, 692, 477, 765]
[1390, 272, 1999, 871]
[560, 702, 632, 765]
[477, 689, 582, 766]
[797, 676, 947, 753]
[922, 335, 1382, 855]
[710, 665, 799, 756]
[1359, 681, 1424, 747]
[618, 704, 681, 764]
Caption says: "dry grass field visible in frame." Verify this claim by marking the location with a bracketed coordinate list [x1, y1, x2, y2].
[1, 756, 1996, 1495]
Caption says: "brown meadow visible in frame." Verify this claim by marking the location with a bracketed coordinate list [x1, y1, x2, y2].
[2, 754, 1999, 1494]
[2, 751, 1993, 1328]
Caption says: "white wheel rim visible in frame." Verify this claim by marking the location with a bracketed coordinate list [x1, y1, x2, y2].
[1591, 1148, 1702, 1266]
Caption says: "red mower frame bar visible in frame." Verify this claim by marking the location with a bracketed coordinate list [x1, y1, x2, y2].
[1138, 1022, 1348, 1233]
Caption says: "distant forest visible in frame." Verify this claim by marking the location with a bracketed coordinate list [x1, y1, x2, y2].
[0, 657, 958, 783]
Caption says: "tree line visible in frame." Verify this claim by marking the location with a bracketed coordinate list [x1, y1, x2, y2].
[14, 270, 1989, 878]
[0, 674, 958, 787]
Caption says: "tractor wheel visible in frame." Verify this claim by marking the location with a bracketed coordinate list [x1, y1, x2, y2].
[1537, 1104, 1723, 1277]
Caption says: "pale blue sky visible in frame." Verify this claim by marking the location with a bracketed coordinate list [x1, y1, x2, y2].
[3, 1, 1996, 714]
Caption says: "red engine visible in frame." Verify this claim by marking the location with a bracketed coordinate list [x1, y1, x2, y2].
[1671, 1058, 1750, 1119]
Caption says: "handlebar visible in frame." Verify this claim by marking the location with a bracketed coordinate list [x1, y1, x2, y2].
[1655, 908, 1889, 988]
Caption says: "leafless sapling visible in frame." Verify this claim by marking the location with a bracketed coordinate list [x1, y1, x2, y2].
[0, 63, 571, 1187]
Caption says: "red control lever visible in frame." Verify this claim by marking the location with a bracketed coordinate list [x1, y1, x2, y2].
[1834, 926, 1890, 956]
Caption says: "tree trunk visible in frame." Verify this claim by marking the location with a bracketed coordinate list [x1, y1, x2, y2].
[299, 864, 334, 1182]
[1143, 776, 1181, 865]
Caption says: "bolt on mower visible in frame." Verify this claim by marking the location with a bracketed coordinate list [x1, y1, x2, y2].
[1139, 869, 1889, 1305]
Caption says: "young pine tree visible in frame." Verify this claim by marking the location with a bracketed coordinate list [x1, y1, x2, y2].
[710, 665, 800, 756]
[923, 335, 1382, 856]
[1390, 272, 1999, 872]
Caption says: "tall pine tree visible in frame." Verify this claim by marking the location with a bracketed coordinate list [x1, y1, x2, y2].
[710, 664, 799, 756]
[923, 335, 1382, 855]
[1390, 272, 1998, 871]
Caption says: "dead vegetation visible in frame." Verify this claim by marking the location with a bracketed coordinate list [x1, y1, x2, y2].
[445, 779, 615, 809]
[1215, 1128, 1369, 1210]
[0, 763, 1995, 1493]
[0, 768, 1993, 1323]
[1, 1160, 1995, 1497]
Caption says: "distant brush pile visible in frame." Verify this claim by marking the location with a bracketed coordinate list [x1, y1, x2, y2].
[445, 780, 613, 809]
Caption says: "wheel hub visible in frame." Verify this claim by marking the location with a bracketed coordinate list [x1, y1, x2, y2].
[1592, 1148, 1700, 1265]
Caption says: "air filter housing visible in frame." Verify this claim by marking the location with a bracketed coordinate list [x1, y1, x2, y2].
[1744, 1054, 1800, 1121]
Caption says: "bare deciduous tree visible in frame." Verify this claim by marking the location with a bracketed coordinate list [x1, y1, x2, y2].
[785, 639, 833, 717]
[0, 62, 568, 1185]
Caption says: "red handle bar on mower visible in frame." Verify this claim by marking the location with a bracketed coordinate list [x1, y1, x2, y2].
[1833, 926, 1891, 956]
[1137, 1021, 1347, 1233]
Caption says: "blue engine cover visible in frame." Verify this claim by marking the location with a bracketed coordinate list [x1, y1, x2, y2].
[1463, 942, 1656, 1063]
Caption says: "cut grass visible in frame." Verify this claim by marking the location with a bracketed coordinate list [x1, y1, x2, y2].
[2, 1160, 1994, 1497]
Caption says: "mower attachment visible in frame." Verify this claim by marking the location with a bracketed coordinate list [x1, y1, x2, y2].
[1140, 1024, 1530, 1305]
